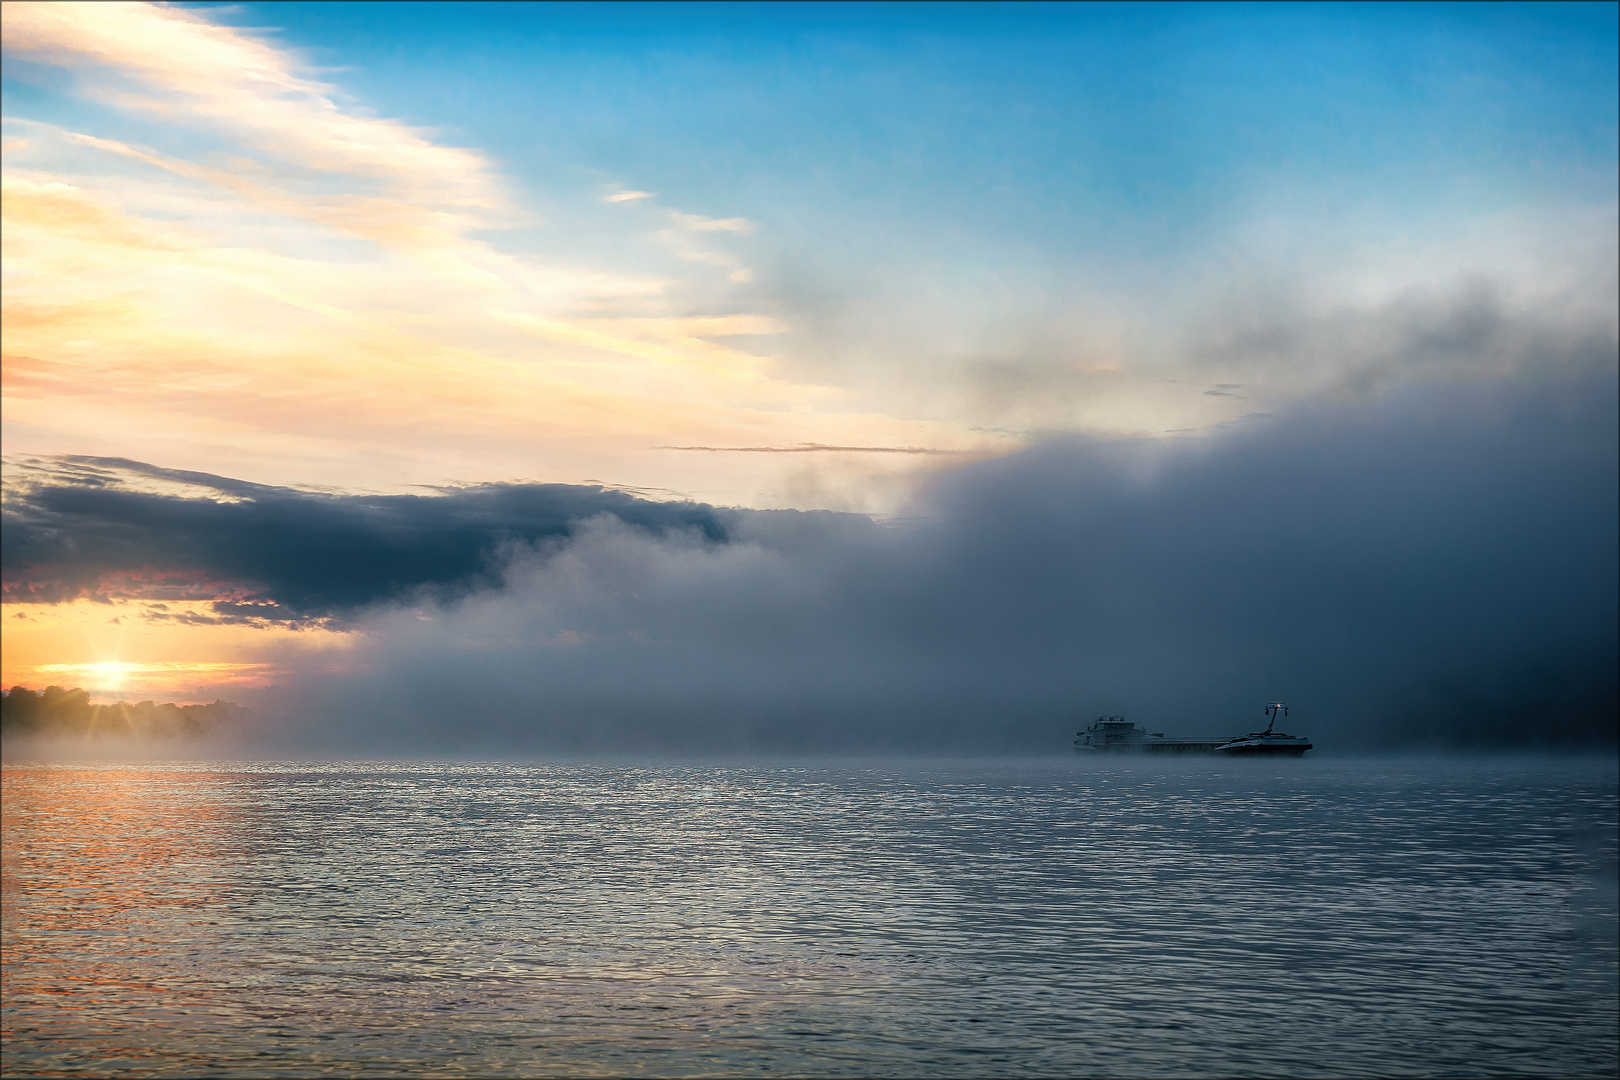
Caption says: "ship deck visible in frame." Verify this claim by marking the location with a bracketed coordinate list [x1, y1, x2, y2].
[1137, 738, 1229, 752]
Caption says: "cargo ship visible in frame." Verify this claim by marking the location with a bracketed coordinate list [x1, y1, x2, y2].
[1073, 703, 1311, 756]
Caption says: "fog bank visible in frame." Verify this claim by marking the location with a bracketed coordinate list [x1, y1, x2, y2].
[266, 368, 1616, 754]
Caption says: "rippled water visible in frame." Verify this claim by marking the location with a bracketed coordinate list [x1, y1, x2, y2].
[2, 757, 1615, 1078]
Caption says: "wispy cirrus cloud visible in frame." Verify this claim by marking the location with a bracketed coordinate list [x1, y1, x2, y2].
[655, 444, 967, 455]
[2, 1, 499, 208]
[659, 210, 758, 282]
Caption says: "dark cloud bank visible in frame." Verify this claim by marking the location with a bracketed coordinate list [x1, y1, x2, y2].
[2, 461, 724, 619]
[5, 370, 1616, 755]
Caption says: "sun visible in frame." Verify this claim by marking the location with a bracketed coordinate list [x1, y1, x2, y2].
[78, 662, 138, 691]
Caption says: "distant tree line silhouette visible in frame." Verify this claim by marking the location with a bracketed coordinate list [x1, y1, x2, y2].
[0, 686, 245, 739]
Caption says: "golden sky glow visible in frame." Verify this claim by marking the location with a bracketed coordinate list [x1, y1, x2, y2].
[2, 598, 353, 702]
[1, 2, 1023, 519]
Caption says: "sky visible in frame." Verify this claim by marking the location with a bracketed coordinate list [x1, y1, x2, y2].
[1, 1, 1615, 748]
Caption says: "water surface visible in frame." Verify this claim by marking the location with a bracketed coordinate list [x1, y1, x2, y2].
[3, 757, 1616, 1077]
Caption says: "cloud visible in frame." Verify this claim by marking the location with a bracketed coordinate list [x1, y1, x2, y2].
[755, 202, 1620, 442]
[0, 5, 834, 460]
[2, 103, 968, 509]
[243, 362, 1615, 754]
[489, 310, 783, 380]
[7, 352, 1614, 753]
[1, 457, 731, 621]
[658, 211, 758, 282]
[654, 444, 967, 454]
[8, 5, 1609, 517]
[670, 212, 756, 235]
[4, 121, 969, 508]
[1, 2, 498, 209]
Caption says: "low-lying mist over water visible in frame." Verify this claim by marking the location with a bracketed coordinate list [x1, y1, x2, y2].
[7, 366, 1615, 756]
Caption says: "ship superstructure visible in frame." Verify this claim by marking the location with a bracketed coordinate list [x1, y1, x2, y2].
[1073, 715, 1230, 754]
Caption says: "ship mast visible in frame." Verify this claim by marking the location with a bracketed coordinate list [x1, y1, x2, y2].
[1263, 702, 1287, 734]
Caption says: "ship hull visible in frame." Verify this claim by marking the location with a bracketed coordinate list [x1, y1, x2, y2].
[1214, 742, 1312, 756]
[1074, 741, 1225, 754]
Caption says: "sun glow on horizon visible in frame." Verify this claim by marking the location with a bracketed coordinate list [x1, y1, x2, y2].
[60, 661, 138, 692]
[2, 598, 357, 701]
[19, 661, 275, 702]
